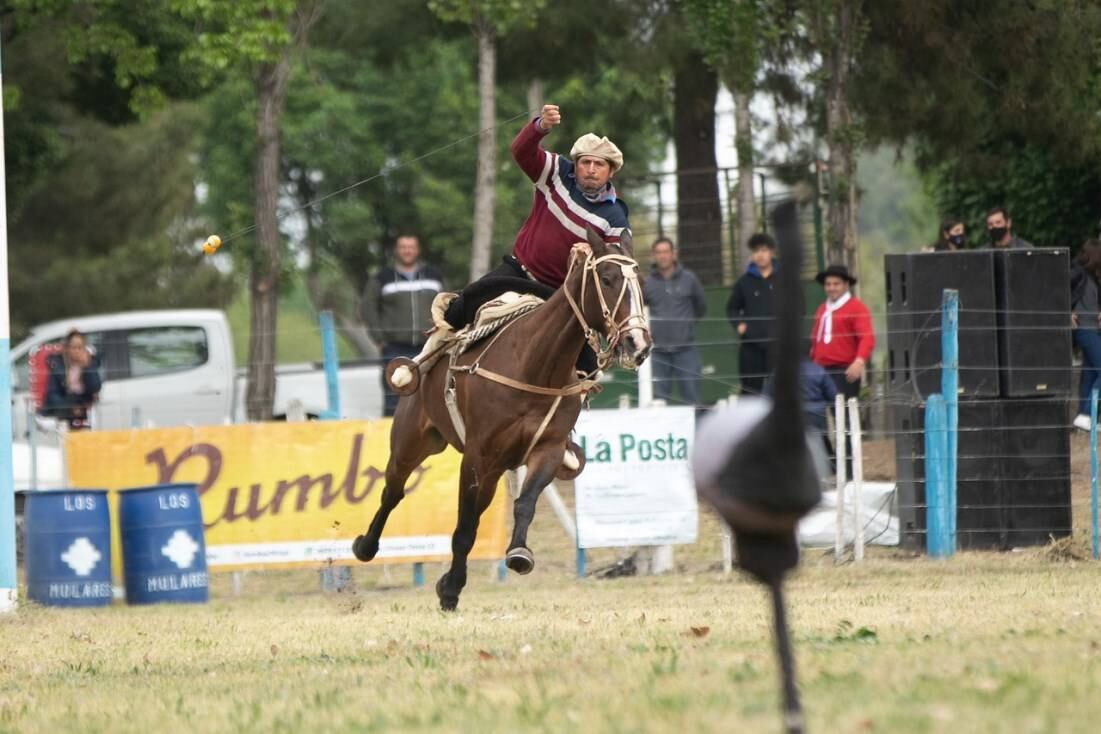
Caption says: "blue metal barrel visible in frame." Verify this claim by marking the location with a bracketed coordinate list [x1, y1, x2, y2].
[118, 483, 209, 604]
[22, 489, 113, 607]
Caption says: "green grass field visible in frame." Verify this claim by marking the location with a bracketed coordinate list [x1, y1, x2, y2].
[4, 435, 1101, 733]
[2, 553, 1099, 733]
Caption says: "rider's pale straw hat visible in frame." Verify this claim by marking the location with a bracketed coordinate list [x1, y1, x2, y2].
[570, 133, 624, 173]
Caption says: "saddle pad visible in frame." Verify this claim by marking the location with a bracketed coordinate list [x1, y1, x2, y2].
[452, 292, 545, 354]
[472, 292, 545, 329]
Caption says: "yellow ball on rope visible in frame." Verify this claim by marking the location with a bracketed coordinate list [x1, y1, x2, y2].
[202, 235, 222, 255]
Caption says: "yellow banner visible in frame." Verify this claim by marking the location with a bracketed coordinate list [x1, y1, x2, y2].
[65, 421, 508, 572]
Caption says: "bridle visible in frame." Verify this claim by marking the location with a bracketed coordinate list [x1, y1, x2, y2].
[563, 245, 650, 371]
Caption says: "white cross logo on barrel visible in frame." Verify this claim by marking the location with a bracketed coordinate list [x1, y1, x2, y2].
[161, 530, 200, 570]
[61, 537, 102, 577]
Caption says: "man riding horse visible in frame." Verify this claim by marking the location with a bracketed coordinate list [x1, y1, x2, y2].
[389, 103, 630, 388]
[357, 107, 649, 611]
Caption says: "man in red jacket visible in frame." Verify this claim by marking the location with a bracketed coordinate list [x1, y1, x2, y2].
[809, 264, 874, 475]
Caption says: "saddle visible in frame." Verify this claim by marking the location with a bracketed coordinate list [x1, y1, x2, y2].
[385, 291, 545, 396]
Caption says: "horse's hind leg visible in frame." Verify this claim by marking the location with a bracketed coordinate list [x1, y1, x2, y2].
[437, 456, 501, 612]
[352, 410, 446, 562]
[504, 448, 560, 575]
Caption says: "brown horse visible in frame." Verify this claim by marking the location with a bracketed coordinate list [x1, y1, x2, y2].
[352, 228, 652, 610]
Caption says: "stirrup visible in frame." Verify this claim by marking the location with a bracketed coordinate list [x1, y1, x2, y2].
[386, 357, 420, 395]
[556, 440, 586, 481]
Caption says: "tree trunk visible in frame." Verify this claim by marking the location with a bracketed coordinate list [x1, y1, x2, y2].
[825, 0, 860, 284]
[673, 51, 723, 285]
[469, 16, 497, 281]
[299, 180, 375, 360]
[245, 51, 293, 421]
[733, 87, 757, 257]
[526, 78, 544, 119]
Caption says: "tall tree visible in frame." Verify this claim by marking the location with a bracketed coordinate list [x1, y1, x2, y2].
[4, 4, 234, 337]
[812, 0, 864, 279]
[175, 0, 323, 420]
[671, 50, 724, 283]
[855, 1, 1101, 251]
[682, 0, 767, 263]
[429, 0, 544, 280]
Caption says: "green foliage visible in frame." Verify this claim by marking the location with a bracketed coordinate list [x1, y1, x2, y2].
[12, 0, 208, 120]
[7, 103, 235, 337]
[427, 0, 543, 32]
[680, 0, 761, 91]
[925, 140, 1101, 252]
[169, 0, 299, 74]
[858, 1, 1101, 164]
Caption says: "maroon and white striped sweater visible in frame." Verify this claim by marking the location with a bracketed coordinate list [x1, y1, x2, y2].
[510, 120, 631, 288]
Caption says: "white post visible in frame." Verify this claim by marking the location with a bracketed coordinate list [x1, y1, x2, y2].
[638, 306, 653, 407]
[0, 36, 17, 614]
[847, 397, 865, 562]
[638, 342, 673, 575]
[543, 480, 577, 545]
[720, 523, 733, 574]
[720, 394, 737, 571]
[834, 394, 847, 561]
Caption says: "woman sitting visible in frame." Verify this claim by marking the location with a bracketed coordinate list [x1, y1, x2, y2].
[42, 329, 102, 429]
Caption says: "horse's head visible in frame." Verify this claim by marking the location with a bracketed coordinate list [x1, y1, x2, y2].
[566, 227, 652, 371]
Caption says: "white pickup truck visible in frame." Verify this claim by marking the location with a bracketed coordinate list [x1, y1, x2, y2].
[9, 309, 384, 436]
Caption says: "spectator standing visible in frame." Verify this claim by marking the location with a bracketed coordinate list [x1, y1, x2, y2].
[643, 237, 706, 406]
[43, 329, 101, 429]
[986, 206, 1033, 249]
[809, 265, 874, 475]
[362, 234, 446, 416]
[926, 216, 965, 252]
[1071, 240, 1101, 431]
[765, 355, 838, 465]
[727, 233, 777, 395]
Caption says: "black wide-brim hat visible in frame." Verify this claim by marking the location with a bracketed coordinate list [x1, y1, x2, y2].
[815, 264, 857, 285]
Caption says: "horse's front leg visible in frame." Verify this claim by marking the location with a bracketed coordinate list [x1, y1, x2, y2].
[437, 456, 501, 611]
[504, 448, 561, 575]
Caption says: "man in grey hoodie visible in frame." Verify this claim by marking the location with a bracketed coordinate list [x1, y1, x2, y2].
[642, 237, 707, 406]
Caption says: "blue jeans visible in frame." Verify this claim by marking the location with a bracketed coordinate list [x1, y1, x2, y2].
[1074, 327, 1101, 416]
[650, 348, 702, 406]
[382, 343, 421, 417]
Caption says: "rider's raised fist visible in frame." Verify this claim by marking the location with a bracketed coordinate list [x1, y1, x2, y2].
[539, 104, 561, 131]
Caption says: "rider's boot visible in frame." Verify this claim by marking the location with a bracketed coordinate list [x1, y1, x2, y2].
[387, 293, 458, 394]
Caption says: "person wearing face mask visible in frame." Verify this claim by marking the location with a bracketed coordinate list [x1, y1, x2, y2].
[985, 205, 1032, 249]
[926, 217, 965, 251]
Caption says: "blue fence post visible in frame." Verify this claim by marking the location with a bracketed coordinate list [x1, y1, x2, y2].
[0, 33, 16, 613]
[925, 394, 949, 557]
[1091, 388, 1099, 561]
[413, 562, 425, 587]
[319, 310, 341, 420]
[940, 289, 959, 555]
[317, 311, 351, 592]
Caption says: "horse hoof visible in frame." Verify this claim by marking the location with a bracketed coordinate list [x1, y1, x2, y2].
[436, 574, 459, 611]
[352, 535, 378, 562]
[385, 358, 420, 396]
[505, 547, 535, 575]
[555, 441, 586, 481]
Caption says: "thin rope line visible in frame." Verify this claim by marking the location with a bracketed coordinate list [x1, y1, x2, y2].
[217, 108, 538, 245]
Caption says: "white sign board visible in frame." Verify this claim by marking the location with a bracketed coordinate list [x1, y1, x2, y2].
[573, 406, 698, 548]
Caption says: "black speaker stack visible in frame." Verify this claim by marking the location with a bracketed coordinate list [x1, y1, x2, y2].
[885, 248, 1073, 550]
